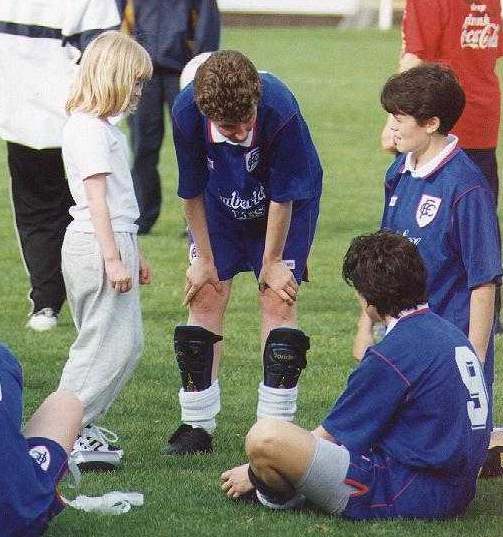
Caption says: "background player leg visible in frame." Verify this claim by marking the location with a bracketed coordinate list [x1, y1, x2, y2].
[7, 143, 72, 330]
[257, 288, 309, 422]
[165, 281, 232, 455]
[128, 72, 164, 234]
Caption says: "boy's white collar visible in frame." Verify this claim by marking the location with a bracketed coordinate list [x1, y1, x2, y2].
[210, 122, 254, 147]
[385, 303, 429, 334]
[403, 135, 458, 178]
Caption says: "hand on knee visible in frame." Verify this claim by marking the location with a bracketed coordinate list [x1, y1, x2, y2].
[260, 288, 296, 326]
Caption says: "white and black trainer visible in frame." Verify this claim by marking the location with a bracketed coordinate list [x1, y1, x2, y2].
[27, 307, 58, 332]
[71, 424, 123, 471]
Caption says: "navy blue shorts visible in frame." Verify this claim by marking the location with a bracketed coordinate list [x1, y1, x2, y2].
[341, 451, 475, 520]
[189, 196, 320, 283]
[14, 437, 68, 537]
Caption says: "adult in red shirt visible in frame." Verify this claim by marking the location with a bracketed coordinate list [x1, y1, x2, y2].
[395, 1, 502, 191]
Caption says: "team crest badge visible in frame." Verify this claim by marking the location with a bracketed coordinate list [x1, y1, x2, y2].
[245, 147, 260, 173]
[416, 194, 442, 227]
[29, 445, 51, 471]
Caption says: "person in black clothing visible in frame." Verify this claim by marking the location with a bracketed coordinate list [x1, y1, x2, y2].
[117, 0, 220, 234]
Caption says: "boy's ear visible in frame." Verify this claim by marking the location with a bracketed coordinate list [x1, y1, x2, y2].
[425, 116, 441, 135]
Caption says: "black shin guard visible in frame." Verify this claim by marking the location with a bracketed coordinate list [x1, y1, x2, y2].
[263, 328, 310, 389]
[174, 325, 222, 392]
[248, 466, 296, 505]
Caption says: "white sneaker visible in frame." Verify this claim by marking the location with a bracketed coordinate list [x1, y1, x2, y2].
[27, 308, 58, 332]
[71, 424, 124, 471]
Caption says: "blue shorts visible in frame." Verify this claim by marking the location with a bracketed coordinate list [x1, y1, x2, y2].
[10, 437, 68, 537]
[189, 196, 320, 283]
[341, 450, 476, 520]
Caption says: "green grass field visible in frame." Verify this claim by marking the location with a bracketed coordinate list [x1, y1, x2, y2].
[1, 27, 502, 536]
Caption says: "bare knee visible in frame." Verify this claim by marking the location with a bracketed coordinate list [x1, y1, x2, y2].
[246, 418, 283, 463]
[260, 288, 296, 327]
[190, 283, 229, 319]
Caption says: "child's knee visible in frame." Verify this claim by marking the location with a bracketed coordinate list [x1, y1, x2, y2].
[260, 288, 295, 324]
[190, 283, 229, 318]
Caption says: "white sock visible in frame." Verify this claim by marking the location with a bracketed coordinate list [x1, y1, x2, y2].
[256, 382, 298, 422]
[179, 380, 220, 433]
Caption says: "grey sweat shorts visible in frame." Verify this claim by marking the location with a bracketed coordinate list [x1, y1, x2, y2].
[296, 437, 355, 515]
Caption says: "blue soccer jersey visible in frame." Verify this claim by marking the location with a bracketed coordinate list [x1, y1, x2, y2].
[381, 138, 501, 395]
[0, 345, 67, 536]
[173, 72, 322, 219]
[322, 309, 490, 519]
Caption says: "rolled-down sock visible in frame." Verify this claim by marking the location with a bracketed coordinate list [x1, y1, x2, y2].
[179, 380, 220, 433]
[256, 382, 298, 422]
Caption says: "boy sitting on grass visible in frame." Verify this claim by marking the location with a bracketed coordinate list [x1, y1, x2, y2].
[221, 231, 490, 520]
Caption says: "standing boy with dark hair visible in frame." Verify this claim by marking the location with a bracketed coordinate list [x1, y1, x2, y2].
[221, 231, 490, 520]
[381, 0, 503, 335]
[166, 50, 322, 455]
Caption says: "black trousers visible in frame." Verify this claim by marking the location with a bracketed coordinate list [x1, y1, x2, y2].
[128, 69, 180, 233]
[464, 148, 502, 322]
[7, 142, 73, 313]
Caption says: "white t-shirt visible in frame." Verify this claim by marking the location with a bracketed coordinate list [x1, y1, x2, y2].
[62, 111, 139, 233]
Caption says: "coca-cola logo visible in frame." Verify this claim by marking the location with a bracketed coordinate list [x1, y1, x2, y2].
[461, 6, 500, 49]
[461, 22, 500, 48]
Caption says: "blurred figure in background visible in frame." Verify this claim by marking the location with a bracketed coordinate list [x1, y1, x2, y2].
[0, 0, 121, 331]
[117, 0, 220, 234]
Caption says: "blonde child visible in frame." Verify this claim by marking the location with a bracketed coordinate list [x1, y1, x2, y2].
[59, 31, 153, 469]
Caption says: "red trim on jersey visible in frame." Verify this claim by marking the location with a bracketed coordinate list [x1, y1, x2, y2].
[421, 147, 462, 180]
[370, 472, 419, 508]
[345, 478, 369, 497]
[369, 349, 412, 387]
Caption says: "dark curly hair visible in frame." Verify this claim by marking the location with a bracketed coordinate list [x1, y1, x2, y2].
[194, 50, 261, 123]
[342, 231, 428, 318]
[381, 63, 465, 135]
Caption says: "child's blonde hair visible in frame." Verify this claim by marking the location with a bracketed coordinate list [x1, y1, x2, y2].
[66, 31, 153, 118]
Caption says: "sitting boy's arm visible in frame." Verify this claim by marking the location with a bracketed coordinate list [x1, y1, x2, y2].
[353, 295, 374, 361]
[322, 350, 409, 454]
